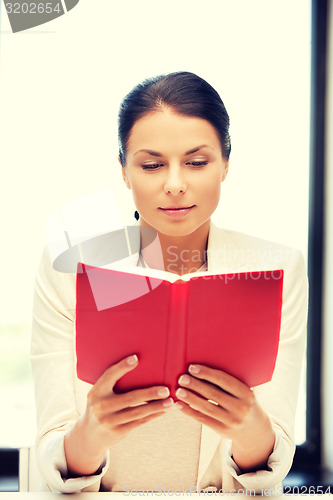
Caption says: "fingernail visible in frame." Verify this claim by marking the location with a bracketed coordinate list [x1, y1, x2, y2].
[176, 388, 187, 398]
[178, 375, 190, 386]
[174, 401, 185, 410]
[162, 397, 174, 408]
[189, 364, 200, 374]
[127, 354, 138, 365]
[157, 387, 170, 397]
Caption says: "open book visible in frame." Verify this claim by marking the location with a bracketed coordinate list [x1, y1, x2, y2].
[76, 264, 283, 398]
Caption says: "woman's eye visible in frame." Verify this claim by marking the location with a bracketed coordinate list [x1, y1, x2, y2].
[141, 160, 208, 170]
[141, 163, 163, 170]
[187, 160, 208, 167]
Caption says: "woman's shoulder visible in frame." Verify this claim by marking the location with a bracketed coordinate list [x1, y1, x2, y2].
[208, 222, 305, 272]
[36, 245, 77, 306]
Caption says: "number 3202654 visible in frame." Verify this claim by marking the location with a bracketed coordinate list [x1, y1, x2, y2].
[5, 3, 62, 14]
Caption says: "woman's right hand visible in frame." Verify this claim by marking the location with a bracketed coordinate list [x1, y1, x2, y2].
[64, 354, 173, 477]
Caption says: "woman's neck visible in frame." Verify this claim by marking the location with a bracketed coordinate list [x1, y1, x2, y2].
[140, 220, 210, 275]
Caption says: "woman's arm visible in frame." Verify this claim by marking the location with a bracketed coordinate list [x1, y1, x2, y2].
[32, 247, 93, 492]
[31, 247, 173, 492]
[174, 248, 308, 488]
[64, 355, 173, 477]
[175, 364, 275, 473]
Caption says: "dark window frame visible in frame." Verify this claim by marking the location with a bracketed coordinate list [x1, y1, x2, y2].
[292, 0, 328, 470]
[285, 0, 333, 489]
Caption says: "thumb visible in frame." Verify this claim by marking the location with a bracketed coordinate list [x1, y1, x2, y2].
[94, 354, 139, 395]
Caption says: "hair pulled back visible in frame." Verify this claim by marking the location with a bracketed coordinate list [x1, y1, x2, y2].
[118, 71, 231, 166]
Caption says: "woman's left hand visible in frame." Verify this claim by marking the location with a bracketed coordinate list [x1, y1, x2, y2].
[175, 364, 275, 473]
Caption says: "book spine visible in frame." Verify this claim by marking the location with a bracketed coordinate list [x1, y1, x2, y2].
[164, 281, 189, 399]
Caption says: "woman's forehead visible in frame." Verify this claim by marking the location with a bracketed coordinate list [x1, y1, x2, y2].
[127, 109, 221, 155]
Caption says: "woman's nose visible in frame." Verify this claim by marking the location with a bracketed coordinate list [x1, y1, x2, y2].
[164, 166, 187, 195]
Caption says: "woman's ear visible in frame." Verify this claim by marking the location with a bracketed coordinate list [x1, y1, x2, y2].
[221, 160, 229, 182]
[119, 156, 131, 190]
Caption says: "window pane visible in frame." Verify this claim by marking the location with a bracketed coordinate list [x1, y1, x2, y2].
[0, 0, 310, 447]
[0, 325, 36, 447]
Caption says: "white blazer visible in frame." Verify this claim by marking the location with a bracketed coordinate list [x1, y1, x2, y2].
[31, 221, 308, 493]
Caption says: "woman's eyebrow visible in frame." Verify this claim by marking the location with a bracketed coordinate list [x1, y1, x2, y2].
[134, 145, 214, 157]
[134, 149, 163, 157]
[185, 145, 214, 155]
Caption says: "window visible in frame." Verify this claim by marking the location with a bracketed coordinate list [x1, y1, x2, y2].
[0, 0, 315, 485]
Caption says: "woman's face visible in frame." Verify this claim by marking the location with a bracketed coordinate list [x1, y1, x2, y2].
[121, 108, 229, 238]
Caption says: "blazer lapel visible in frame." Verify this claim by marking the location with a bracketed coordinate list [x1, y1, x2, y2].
[207, 221, 247, 273]
[197, 424, 222, 484]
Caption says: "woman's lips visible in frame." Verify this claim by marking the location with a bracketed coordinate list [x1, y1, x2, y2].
[159, 205, 195, 217]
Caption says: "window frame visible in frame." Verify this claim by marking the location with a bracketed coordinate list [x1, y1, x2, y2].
[291, 0, 327, 471]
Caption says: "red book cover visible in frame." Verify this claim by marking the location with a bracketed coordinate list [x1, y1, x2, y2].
[76, 264, 283, 398]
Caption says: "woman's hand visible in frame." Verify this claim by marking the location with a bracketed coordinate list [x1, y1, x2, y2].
[64, 354, 173, 477]
[175, 364, 275, 473]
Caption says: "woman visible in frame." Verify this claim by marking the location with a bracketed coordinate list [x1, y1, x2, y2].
[31, 71, 308, 493]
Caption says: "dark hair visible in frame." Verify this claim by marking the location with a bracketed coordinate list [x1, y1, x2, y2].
[118, 71, 231, 166]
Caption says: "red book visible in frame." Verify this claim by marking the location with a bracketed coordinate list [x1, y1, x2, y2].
[76, 264, 283, 398]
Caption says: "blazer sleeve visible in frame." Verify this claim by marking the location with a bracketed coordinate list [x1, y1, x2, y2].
[31, 247, 109, 493]
[220, 248, 308, 492]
